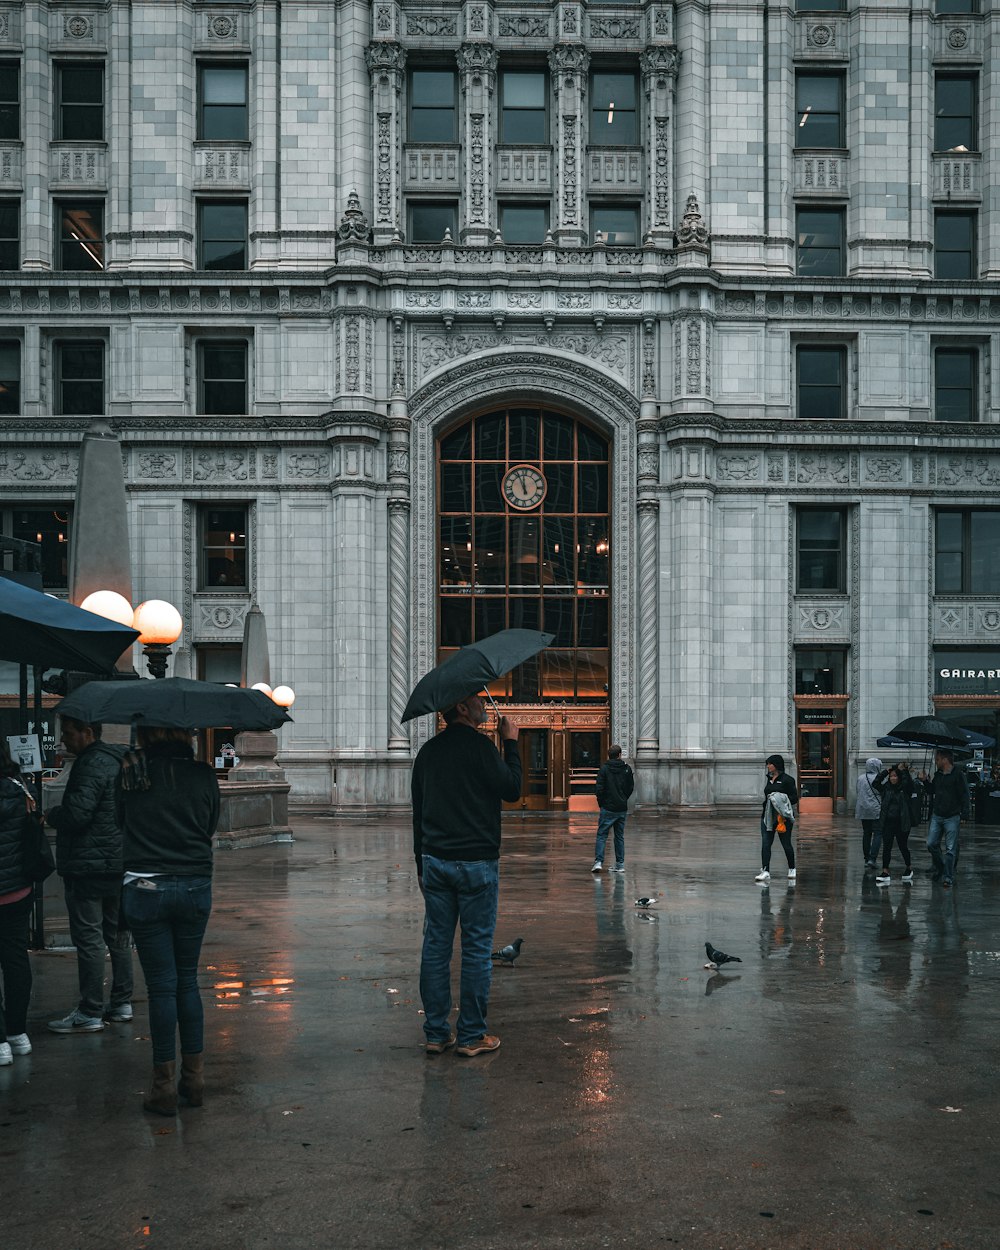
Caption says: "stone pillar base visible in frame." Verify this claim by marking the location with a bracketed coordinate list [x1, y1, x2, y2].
[216, 731, 293, 848]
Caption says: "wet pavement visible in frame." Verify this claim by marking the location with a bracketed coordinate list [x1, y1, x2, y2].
[4, 811, 1000, 1250]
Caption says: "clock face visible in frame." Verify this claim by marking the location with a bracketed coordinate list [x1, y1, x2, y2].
[502, 464, 547, 511]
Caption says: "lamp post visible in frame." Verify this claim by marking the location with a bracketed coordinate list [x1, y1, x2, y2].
[132, 600, 183, 679]
[271, 685, 295, 709]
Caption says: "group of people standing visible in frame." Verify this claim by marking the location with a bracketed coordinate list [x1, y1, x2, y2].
[0, 721, 219, 1116]
[855, 750, 970, 888]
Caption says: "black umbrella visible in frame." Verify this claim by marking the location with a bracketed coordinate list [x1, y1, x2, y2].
[886, 716, 967, 749]
[0, 576, 138, 673]
[54, 677, 292, 731]
[402, 629, 554, 721]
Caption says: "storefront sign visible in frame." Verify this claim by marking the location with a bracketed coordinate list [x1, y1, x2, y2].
[799, 709, 845, 726]
[935, 653, 1000, 696]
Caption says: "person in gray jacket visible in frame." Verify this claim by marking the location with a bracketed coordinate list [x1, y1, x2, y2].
[855, 757, 883, 869]
[45, 718, 133, 1033]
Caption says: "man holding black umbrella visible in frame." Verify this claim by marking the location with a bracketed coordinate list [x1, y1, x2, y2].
[411, 693, 521, 1057]
[919, 749, 971, 889]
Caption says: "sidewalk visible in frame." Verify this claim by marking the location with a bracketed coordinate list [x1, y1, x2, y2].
[5, 812, 1000, 1250]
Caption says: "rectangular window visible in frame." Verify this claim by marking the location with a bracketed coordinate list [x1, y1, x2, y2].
[936, 1, 979, 13]
[198, 63, 249, 141]
[935, 348, 977, 422]
[57, 341, 104, 415]
[797, 509, 846, 592]
[796, 1, 845, 9]
[10, 506, 72, 589]
[408, 201, 457, 243]
[796, 207, 844, 277]
[57, 63, 104, 141]
[0, 199, 17, 269]
[935, 75, 977, 152]
[499, 203, 549, 244]
[0, 61, 19, 140]
[795, 73, 844, 148]
[57, 201, 104, 271]
[591, 204, 639, 245]
[795, 649, 847, 696]
[934, 211, 975, 279]
[590, 72, 638, 145]
[199, 340, 248, 415]
[409, 70, 457, 143]
[935, 510, 1000, 594]
[0, 339, 19, 414]
[796, 345, 846, 420]
[500, 70, 547, 144]
[198, 200, 247, 269]
[200, 507, 248, 589]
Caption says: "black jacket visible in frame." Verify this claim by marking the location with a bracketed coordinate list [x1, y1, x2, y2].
[0, 775, 30, 896]
[872, 772, 913, 835]
[762, 771, 799, 819]
[118, 745, 220, 877]
[595, 759, 634, 812]
[47, 741, 126, 878]
[412, 724, 522, 871]
[921, 768, 970, 820]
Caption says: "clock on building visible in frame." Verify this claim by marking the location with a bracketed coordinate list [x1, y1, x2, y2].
[502, 464, 547, 510]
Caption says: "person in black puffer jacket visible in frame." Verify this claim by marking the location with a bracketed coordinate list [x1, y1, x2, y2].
[872, 765, 914, 884]
[592, 745, 635, 872]
[0, 739, 34, 1065]
[45, 717, 133, 1034]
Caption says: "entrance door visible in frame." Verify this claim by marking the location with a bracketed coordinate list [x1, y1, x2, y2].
[797, 726, 843, 814]
[568, 730, 604, 811]
[519, 728, 550, 809]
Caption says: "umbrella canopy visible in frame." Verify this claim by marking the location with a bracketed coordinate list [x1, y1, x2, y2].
[885, 716, 968, 749]
[876, 735, 971, 758]
[953, 725, 996, 750]
[0, 576, 138, 673]
[54, 677, 292, 731]
[402, 629, 554, 721]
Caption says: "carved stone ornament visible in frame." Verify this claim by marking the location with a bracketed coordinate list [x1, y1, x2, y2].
[716, 454, 760, 482]
[194, 451, 248, 482]
[138, 452, 177, 480]
[807, 24, 833, 48]
[199, 603, 248, 632]
[287, 452, 330, 479]
[548, 44, 590, 77]
[65, 14, 93, 39]
[590, 16, 640, 40]
[798, 605, 846, 634]
[376, 5, 393, 34]
[207, 14, 237, 40]
[675, 194, 709, 249]
[865, 456, 903, 484]
[338, 189, 371, 243]
[456, 43, 498, 78]
[639, 45, 680, 82]
[0, 14, 9, 41]
[979, 607, 1000, 632]
[0, 450, 76, 481]
[947, 28, 969, 50]
[366, 41, 406, 74]
[406, 13, 457, 37]
[499, 14, 548, 38]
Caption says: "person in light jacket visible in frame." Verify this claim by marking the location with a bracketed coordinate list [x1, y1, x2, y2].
[854, 757, 883, 870]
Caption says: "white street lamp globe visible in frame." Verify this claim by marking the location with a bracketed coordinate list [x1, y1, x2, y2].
[132, 600, 183, 646]
[271, 685, 295, 708]
[251, 682, 273, 696]
[80, 590, 135, 627]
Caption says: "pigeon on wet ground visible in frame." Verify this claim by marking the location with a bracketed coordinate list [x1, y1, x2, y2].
[491, 938, 523, 965]
[705, 941, 742, 970]
[634, 897, 657, 908]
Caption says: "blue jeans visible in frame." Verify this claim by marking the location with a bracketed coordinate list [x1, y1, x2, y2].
[122, 876, 212, 1064]
[420, 856, 498, 1047]
[927, 813, 961, 883]
[594, 809, 627, 867]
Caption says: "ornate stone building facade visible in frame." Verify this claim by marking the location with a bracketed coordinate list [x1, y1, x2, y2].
[1, 1, 999, 813]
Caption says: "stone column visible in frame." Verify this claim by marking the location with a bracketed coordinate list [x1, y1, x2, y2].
[386, 358, 411, 750]
[548, 44, 589, 246]
[21, 2, 50, 270]
[635, 414, 660, 758]
[640, 45, 679, 248]
[365, 41, 406, 244]
[457, 43, 497, 245]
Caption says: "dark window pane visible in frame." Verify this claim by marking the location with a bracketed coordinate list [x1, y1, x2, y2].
[440, 516, 473, 586]
[59, 65, 104, 140]
[59, 203, 104, 271]
[59, 342, 104, 415]
[502, 71, 547, 144]
[60, 343, 102, 380]
[474, 463, 503, 512]
[412, 70, 455, 107]
[508, 408, 539, 460]
[500, 205, 548, 243]
[936, 551, 962, 593]
[798, 510, 843, 591]
[543, 412, 574, 461]
[543, 517, 574, 586]
[796, 74, 843, 147]
[576, 650, 609, 698]
[202, 66, 247, 105]
[440, 423, 471, 459]
[441, 463, 472, 512]
[970, 512, 1000, 593]
[200, 202, 247, 270]
[577, 598, 609, 648]
[795, 650, 846, 695]
[475, 412, 505, 459]
[502, 109, 546, 144]
[201, 507, 248, 589]
[592, 205, 639, 245]
[200, 342, 247, 414]
[0, 62, 18, 140]
[935, 213, 975, 279]
[0, 339, 19, 414]
[936, 350, 976, 422]
[936, 511, 963, 552]
[577, 424, 608, 460]
[202, 382, 245, 413]
[473, 517, 505, 590]
[798, 348, 844, 419]
[797, 209, 843, 277]
[474, 597, 505, 639]
[510, 516, 541, 589]
[543, 463, 574, 512]
[0, 201, 17, 235]
[409, 202, 456, 242]
[0, 240, 16, 270]
[591, 73, 638, 145]
[440, 598, 471, 646]
[509, 598, 540, 632]
[937, 0, 979, 11]
[544, 599, 575, 647]
[12, 507, 73, 588]
[796, 0, 845, 9]
[800, 511, 841, 546]
[578, 464, 608, 514]
[578, 518, 610, 586]
[410, 71, 456, 142]
[202, 240, 246, 269]
[935, 76, 976, 150]
[61, 381, 102, 414]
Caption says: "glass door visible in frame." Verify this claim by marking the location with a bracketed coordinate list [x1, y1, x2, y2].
[797, 726, 843, 814]
[568, 730, 603, 811]
[518, 728, 550, 809]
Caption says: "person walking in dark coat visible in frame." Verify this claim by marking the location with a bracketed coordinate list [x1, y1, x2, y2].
[118, 728, 220, 1115]
[919, 749, 970, 889]
[591, 745, 634, 873]
[412, 694, 521, 1057]
[757, 754, 799, 883]
[45, 717, 133, 1034]
[872, 765, 914, 885]
[0, 740, 34, 1065]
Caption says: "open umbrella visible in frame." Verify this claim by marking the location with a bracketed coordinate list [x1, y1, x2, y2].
[885, 716, 968, 749]
[54, 677, 292, 731]
[402, 629, 554, 721]
[0, 576, 138, 673]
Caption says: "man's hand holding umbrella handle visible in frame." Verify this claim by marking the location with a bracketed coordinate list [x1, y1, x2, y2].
[499, 715, 519, 743]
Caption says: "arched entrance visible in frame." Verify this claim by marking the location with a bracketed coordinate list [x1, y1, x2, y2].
[437, 405, 611, 810]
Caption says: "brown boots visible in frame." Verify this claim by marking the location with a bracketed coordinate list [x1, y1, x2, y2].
[178, 1053, 204, 1107]
[143, 1062, 177, 1116]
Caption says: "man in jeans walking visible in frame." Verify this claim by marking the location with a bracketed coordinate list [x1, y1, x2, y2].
[592, 745, 634, 873]
[412, 693, 520, 1057]
[45, 718, 133, 1033]
[920, 749, 971, 889]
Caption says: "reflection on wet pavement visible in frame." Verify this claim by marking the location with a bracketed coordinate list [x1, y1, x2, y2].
[4, 811, 1000, 1248]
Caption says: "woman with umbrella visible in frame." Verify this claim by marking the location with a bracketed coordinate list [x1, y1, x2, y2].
[118, 727, 220, 1115]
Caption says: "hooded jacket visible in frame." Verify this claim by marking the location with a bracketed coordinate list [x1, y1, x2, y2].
[872, 770, 913, 835]
[47, 741, 127, 878]
[0, 775, 30, 896]
[761, 756, 798, 819]
[595, 758, 635, 812]
[854, 758, 883, 821]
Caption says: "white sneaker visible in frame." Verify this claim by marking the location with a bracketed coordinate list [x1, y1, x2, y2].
[787, 869, 796, 881]
[876, 872, 890, 886]
[48, 1008, 104, 1034]
[0, 1043, 11, 1066]
[755, 870, 770, 882]
[591, 861, 603, 873]
[104, 1004, 133, 1023]
[611, 864, 625, 873]
[902, 870, 914, 883]
[7, 1033, 31, 1055]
